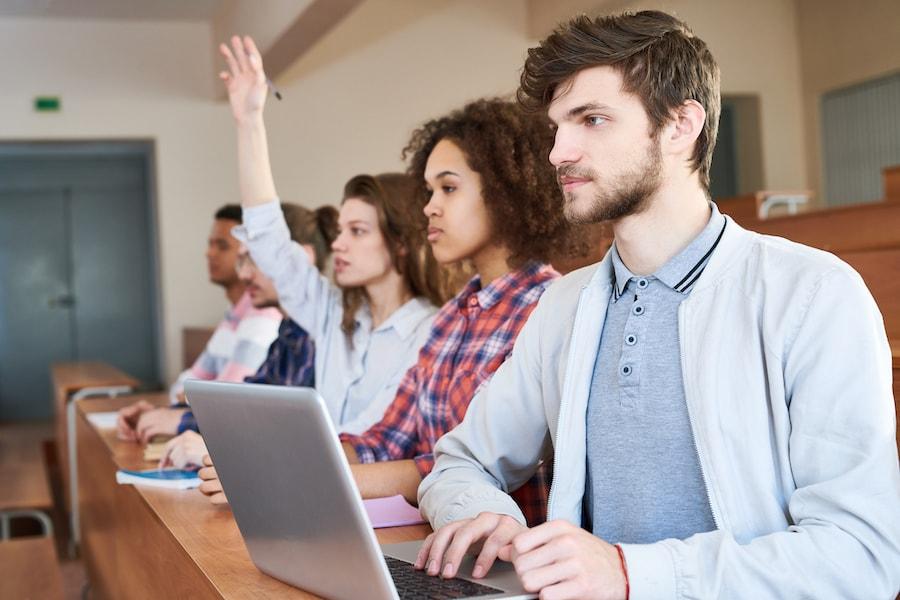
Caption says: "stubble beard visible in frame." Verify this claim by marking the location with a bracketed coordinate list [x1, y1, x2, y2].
[559, 139, 663, 225]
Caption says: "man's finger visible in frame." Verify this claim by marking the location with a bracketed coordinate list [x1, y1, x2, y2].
[512, 519, 570, 556]
[527, 576, 581, 600]
[414, 533, 437, 569]
[424, 521, 466, 576]
[517, 559, 576, 595]
[473, 518, 524, 578]
[440, 515, 502, 579]
[511, 534, 567, 575]
[197, 465, 217, 481]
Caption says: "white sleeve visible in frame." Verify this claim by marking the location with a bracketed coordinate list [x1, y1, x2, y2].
[235, 200, 342, 342]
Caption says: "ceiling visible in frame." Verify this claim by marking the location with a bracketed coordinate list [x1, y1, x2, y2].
[0, 0, 220, 22]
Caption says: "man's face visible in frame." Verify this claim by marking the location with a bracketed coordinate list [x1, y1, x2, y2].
[206, 218, 241, 287]
[235, 246, 279, 308]
[547, 66, 663, 224]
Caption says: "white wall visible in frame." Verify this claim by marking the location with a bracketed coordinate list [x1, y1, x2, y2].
[264, 0, 532, 207]
[0, 16, 237, 384]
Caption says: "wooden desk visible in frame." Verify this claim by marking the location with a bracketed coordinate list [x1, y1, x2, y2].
[0, 537, 64, 600]
[77, 395, 430, 599]
[52, 361, 139, 514]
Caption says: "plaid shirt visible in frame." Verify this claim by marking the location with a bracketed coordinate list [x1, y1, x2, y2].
[178, 318, 315, 434]
[244, 319, 315, 387]
[340, 261, 558, 526]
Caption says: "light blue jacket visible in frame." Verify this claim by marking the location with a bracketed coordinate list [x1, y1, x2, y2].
[419, 217, 900, 599]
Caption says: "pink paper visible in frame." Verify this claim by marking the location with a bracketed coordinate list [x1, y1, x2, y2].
[364, 495, 426, 528]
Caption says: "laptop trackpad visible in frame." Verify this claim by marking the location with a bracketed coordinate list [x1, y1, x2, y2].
[381, 540, 535, 598]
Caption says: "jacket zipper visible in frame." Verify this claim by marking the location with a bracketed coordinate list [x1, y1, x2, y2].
[680, 302, 721, 530]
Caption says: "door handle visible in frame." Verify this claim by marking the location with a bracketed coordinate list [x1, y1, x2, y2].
[48, 294, 77, 308]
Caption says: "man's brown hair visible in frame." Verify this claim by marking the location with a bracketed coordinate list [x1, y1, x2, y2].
[518, 10, 721, 190]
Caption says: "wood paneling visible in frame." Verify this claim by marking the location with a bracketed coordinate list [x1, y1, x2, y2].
[738, 200, 900, 253]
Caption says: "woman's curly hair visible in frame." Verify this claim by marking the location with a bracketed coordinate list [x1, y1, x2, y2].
[403, 97, 583, 268]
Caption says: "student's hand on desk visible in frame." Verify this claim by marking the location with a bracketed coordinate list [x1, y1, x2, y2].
[219, 35, 268, 124]
[417, 515, 627, 600]
[159, 431, 208, 469]
[135, 408, 186, 444]
[198, 455, 229, 505]
[116, 400, 154, 442]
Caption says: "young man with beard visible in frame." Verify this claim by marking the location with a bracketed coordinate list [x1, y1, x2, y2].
[415, 11, 900, 600]
[116, 205, 282, 443]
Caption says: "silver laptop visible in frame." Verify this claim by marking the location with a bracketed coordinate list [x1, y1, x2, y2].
[185, 380, 535, 600]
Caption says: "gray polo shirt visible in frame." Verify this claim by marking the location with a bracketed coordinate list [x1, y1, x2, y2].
[584, 203, 726, 544]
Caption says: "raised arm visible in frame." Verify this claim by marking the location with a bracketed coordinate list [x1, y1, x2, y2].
[220, 36, 339, 336]
[219, 35, 276, 207]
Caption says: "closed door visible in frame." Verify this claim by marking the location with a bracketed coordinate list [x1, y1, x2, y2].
[0, 148, 160, 420]
[0, 189, 75, 420]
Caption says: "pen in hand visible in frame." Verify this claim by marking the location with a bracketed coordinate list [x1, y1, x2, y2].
[266, 78, 282, 101]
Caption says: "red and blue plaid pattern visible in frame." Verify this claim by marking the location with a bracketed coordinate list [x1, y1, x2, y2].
[341, 261, 558, 526]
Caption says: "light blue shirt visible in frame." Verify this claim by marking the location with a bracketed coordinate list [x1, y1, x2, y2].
[585, 203, 725, 543]
[234, 201, 437, 435]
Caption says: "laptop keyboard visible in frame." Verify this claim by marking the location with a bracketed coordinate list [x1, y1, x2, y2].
[385, 556, 504, 599]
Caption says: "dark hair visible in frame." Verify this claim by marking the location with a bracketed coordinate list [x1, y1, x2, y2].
[403, 97, 579, 267]
[340, 173, 447, 334]
[518, 10, 721, 190]
[214, 204, 242, 223]
[280, 203, 339, 272]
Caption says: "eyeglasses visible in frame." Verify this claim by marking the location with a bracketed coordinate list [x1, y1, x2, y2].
[235, 253, 257, 272]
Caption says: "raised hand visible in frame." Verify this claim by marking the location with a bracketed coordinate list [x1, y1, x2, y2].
[219, 35, 268, 124]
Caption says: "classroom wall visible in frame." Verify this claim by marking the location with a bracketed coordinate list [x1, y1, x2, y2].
[263, 0, 532, 208]
[0, 16, 237, 385]
[527, 0, 809, 193]
[796, 0, 900, 203]
[0, 1, 537, 384]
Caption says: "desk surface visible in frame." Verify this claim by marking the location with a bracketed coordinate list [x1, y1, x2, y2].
[51, 361, 139, 396]
[891, 339, 899, 368]
[77, 395, 430, 599]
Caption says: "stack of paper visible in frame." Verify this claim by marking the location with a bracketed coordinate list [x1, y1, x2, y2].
[363, 495, 426, 528]
[86, 411, 119, 430]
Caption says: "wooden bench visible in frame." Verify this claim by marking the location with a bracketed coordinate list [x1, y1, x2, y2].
[0, 537, 64, 600]
[0, 423, 54, 539]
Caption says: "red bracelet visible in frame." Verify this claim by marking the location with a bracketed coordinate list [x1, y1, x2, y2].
[614, 544, 630, 600]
